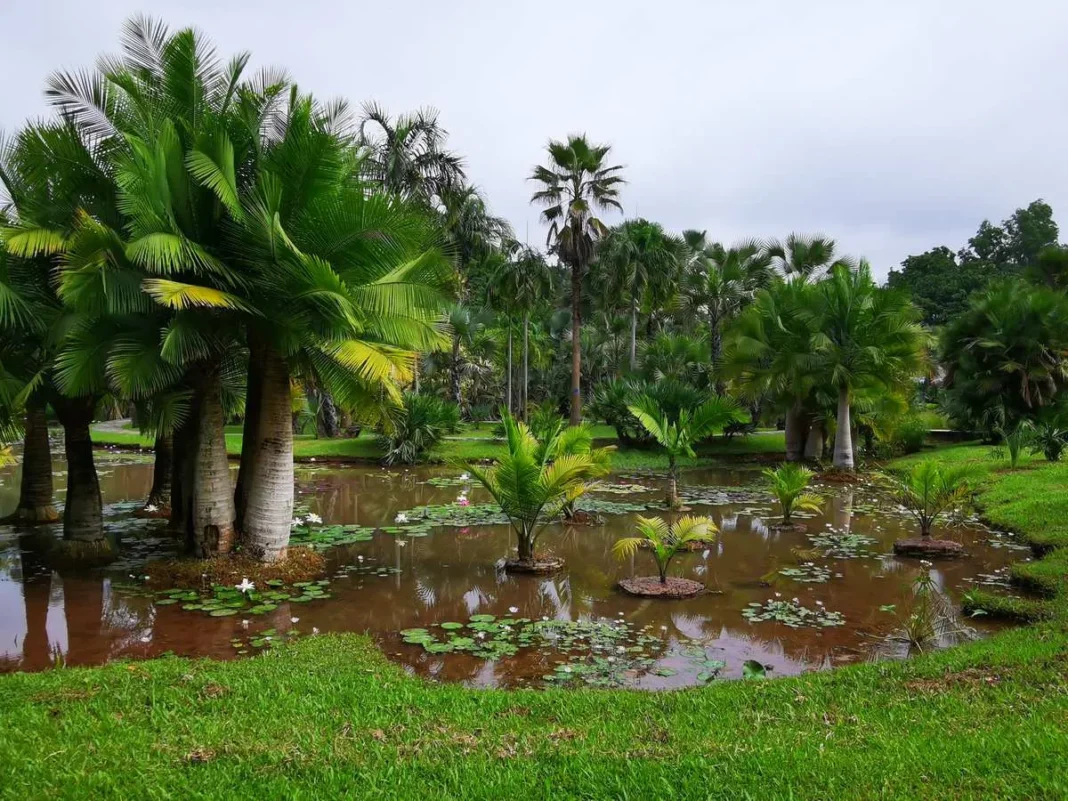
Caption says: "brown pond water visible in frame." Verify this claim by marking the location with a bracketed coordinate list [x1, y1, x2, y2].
[0, 447, 1029, 688]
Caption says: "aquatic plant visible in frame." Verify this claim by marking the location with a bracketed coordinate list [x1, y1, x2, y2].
[612, 515, 717, 584]
[742, 595, 845, 628]
[881, 460, 974, 537]
[762, 463, 822, 524]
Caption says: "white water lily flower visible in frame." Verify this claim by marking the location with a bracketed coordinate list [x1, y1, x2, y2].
[312, 627, 320, 635]
[460, 472, 471, 481]
[508, 606, 519, 614]
[562, 665, 572, 673]
[144, 504, 158, 513]
[660, 626, 667, 632]
[306, 512, 322, 524]
[292, 517, 304, 527]
[236, 578, 255, 594]
[357, 555, 364, 562]
[395, 512, 409, 524]
[241, 620, 249, 628]
[398, 540, 407, 547]
[291, 617, 300, 624]
[774, 592, 782, 598]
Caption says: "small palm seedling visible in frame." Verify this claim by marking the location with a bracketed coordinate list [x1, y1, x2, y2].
[627, 394, 745, 509]
[883, 460, 974, 538]
[466, 411, 611, 572]
[613, 515, 717, 592]
[1030, 420, 1068, 463]
[1000, 422, 1032, 469]
[762, 463, 822, 526]
[534, 419, 613, 521]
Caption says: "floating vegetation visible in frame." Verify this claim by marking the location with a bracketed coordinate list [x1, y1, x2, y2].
[778, 562, 833, 583]
[590, 482, 655, 495]
[742, 596, 845, 628]
[290, 523, 375, 549]
[963, 567, 1013, 588]
[422, 474, 473, 488]
[806, 529, 878, 558]
[154, 578, 333, 617]
[681, 486, 769, 508]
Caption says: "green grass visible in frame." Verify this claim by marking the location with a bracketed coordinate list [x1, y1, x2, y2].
[91, 422, 786, 469]
[3, 441, 1066, 797]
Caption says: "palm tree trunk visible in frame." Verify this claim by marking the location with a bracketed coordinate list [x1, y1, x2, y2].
[833, 387, 854, 470]
[53, 396, 105, 549]
[517, 530, 533, 562]
[629, 294, 638, 373]
[242, 346, 293, 563]
[667, 458, 679, 509]
[785, 403, 806, 462]
[570, 264, 583, 426]
[506, 326, 513, 415]
[804, 419, 824, 461]
[144, 433, 173, 514]
[318, 391, 340, 438]
[522, 312, 530, 422]
[190, 369, 236, 558]
[5, 398, 57, 524]
[450, 333, 462, 408]
[710, 310, 725, 395]
[234, 336, 265, 532]
[169, 412, 195, 538]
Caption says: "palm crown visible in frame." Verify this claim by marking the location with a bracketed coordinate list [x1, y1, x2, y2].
[613, 515, 717, 584]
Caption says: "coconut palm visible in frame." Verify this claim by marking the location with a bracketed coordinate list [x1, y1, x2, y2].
[765, 233, 855, 281]
[612, 515, 717, 585]
[465, 411, 610, 570]
[530, 135, 625, 425]
[358, 102, 466, 204]
[489, 245, 553, 419]
[597, 219, 682, 372]
[810, 263, 926, 470]
[882, 460, 973, 537]
[627, 394, 746, 509]
[763, 463, 822, 524]
[682, 234, 772, 391]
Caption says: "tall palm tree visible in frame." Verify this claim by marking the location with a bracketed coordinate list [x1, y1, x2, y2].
[530, 135, 625, 425]
[766, 233, 855, 281]
[358, 102, 466, 204]
[597, 219, 681, 372]
[490, 245, 553, 419]
[811, 263, 926, 470]
[683, 233, 772, 391]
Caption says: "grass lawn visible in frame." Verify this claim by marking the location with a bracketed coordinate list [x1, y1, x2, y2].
[91, 421, 787, 469]
[3, 443, 1067, 797]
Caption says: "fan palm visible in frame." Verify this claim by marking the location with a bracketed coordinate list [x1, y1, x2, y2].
[530, 135, 625, 424]
[810, 263, 926, 470]
[627, 394, 746, 509]
[597, 219, 681, 372]
[612, 515, 717, 585]
[763, 463, 822, 524]
[881, 460, 973, 537]
[465, 411, 610, 570]
[766, 233, 855, 281]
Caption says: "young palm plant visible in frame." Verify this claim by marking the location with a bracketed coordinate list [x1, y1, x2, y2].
[627, 394, 745, 509]
[883, 460, 974, 538]
[613, 515, 717, 585]
[763, 463, 822, 526]
[466, 411, 610, 572]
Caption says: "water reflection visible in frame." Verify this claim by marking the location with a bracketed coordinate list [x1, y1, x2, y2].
[0, 455, 1022, 686]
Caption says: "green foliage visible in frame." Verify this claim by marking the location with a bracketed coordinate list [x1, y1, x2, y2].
[1002, 422, 1033, 470]
[762, 463, 822, 523]
[612, 515, 716, 583]
[1030, 420, 1068, 462]
[377, 394, 461, 465]
[881, 460, 974, 537]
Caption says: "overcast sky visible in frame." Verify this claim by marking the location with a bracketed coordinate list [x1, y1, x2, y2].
[3, 0, 1067, 279]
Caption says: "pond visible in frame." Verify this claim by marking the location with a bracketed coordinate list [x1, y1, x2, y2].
[0, 446, 1027, 688]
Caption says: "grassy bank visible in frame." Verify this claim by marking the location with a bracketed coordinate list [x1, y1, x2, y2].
[3, 443, 1067, 799]
[90, 421, 787, 469]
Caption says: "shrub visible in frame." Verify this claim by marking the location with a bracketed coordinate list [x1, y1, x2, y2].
[377, 394, 460, 465]
[591, 378, 709, 446]
[763, 463, 822, 523]
[892, 414, 928, 455]
[1030, 420, 1068, 462]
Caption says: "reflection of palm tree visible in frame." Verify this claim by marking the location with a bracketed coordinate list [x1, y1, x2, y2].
[18, 539, 52, 668]
[59, 571, 103, 666]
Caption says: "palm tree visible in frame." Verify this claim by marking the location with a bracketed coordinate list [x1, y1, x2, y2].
[490, 245, 553, 419]
[763, 463, 822, 525]
[627, 394, 745, 509]
[465, 411, 610, 571]
[598, 219, 681, 372]
[358, 102, 466, 203]
[683, 234, 772, 391]
[612, 515, 717, 585]
[766, 233, 855, 281]
[530, 135, 625, 425]
[811, 263, 926, 470]
[882, 460, 973, 537]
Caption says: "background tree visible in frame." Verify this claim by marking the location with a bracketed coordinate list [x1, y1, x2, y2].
[530, 135, 624, 425]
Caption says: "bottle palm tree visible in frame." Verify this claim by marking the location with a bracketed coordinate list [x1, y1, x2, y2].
[765, 233, 855, 281]
[627, 394, 745, 509]
[597, 219, 681, 372]
[812, 263, 926, 470]
[358, 102, 466, 204]
[763, 463, 822, 525]
[530, 135, 625, 425]
[612, 515, 717, 585]
[682, 234, 772, 392]
[489, 245, 554, 419]
[465, 411, 610, 572]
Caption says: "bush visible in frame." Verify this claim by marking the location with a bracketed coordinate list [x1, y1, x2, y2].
[591, 378, 709, 446]
[377, 394, 460, 465]
[892, 415, 928, 455]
